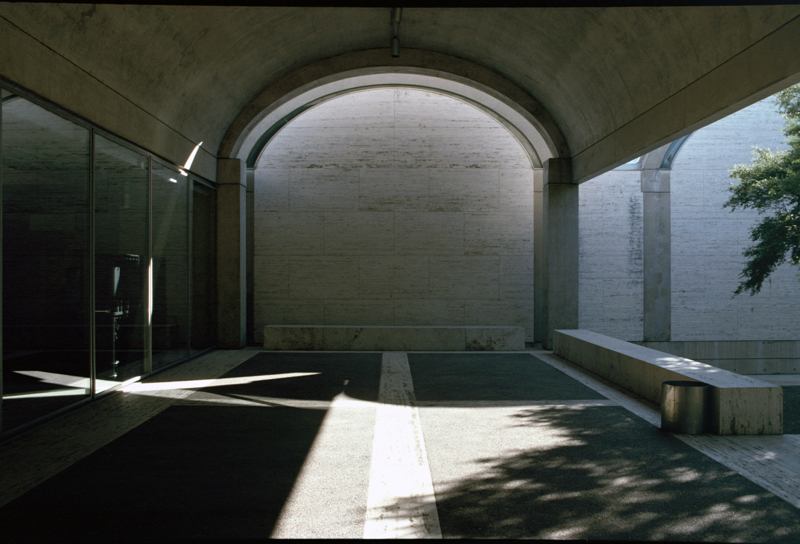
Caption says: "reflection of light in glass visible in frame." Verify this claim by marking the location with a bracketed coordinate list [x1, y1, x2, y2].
[148, 258, 153, 324]
[122, 372, 320, 392]
[168, 178, 178, 183]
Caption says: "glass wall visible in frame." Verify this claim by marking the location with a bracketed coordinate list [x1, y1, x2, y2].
[151, 162, 190, 369]
[191, 182, 217, 354]
[2, 93, 92, 430]
[0, 85, 217, 436]
[94, 136, 149, 392]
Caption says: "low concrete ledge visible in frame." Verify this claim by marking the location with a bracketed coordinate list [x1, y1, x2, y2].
[553, 329, 782, 435]
[637, 340, 800, 374]
[263, 326, 525, 351]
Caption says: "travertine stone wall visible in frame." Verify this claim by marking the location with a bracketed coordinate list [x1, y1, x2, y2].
[578, 170, 644, 340]
[580, 95, 800, 345]
[253, 88, 534, 343]
[671, 97, 800, 341]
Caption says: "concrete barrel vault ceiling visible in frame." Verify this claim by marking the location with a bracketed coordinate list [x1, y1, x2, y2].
[2, 4, 800, 182]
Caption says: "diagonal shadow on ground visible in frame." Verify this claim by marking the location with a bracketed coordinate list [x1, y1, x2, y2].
[0, 351, 381, 540]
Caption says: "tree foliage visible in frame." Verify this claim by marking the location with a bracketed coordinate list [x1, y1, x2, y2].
[723, 84, 800, 296]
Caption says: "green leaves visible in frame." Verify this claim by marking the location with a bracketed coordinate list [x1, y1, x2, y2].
[733, 211, 800, 296]
[725, 84, 800, 295]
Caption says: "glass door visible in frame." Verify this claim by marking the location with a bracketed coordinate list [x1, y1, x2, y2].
[151, 162, 189, 369]
[94, 135, 148, 391]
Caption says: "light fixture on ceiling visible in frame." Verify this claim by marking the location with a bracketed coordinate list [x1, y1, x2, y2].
[391, 8, 402, 58]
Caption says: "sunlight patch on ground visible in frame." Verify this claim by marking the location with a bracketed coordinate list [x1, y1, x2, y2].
[121, 372, 321, 392]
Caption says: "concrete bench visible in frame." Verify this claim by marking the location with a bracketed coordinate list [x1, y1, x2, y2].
[263, 325, 525, 351]
[553, 329, 782, 435]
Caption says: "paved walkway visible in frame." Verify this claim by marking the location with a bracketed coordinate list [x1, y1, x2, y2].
[0, 348, 799, 541]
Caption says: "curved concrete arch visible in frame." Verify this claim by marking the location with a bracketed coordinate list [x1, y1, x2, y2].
[245, 83, 542, 169]
[639, 134, 694, 170]
[218, 48, 569, 165]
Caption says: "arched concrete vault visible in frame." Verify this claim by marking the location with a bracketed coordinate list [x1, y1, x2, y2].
[240, 82, 545, 169]
[4, 4, 800, 349]
[3, 5, 800, 183]
[222, 57, 565, 171]
[250, 87, 539, 343]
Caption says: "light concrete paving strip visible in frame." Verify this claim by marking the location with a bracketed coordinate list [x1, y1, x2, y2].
[534, 350, 800, 511]
[415, 399, 617, 408]
[364, 352, 442, 539]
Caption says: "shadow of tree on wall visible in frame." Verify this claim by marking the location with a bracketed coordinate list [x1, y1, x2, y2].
[427, 406, 800, 542]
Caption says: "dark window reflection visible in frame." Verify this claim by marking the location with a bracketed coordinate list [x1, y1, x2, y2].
[0, 89, 216, 435]
[192, 182, 216, 354]
[94, 135, 148, 391]
[2, 95, 91, 430]
[151, 162, 189, 369]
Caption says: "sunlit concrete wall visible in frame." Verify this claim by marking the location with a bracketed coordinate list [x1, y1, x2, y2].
[579, 95, 800, 348]
[671, 97, 800, 341]
[578, 170, 644, 340]
[253, 88, 534, 343]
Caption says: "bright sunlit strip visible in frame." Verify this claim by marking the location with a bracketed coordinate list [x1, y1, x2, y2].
[15, 370, 92, 389]
[4, 388, 90, 400]
[121, 372, 320, 392]
[182, 141, 203, 172]
[148, 258, 153, 325]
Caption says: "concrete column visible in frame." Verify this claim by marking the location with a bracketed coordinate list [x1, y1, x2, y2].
[642, 169, 671, 341]
[542, 158, 579, 350]
[533, 168, 545, 344]
[246, 168, 255, 345]
[216, 158, 247, 349]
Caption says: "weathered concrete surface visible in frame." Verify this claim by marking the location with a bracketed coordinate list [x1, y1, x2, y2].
[464, 327, 525, 351]
[578, 169, 643, 341]
[216, 158, 247, 348]
[262, 326, 324, 351]
[553, 329, 783, 435]
[0, 11, 217, 181]
[533, 168, 544, 344]
[542, 158, 578, 349]
[254, 89, 534, 342]
[263, 326, 525, 351]
[3, 5, 800, 183]
[642, 169, 670, 342]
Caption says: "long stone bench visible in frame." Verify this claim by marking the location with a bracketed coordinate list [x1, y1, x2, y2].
[553, 329, 782, 435]
[263, 325, 525, 351]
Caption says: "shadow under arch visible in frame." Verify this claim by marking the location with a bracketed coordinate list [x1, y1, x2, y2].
[218, 48, 570, 167]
